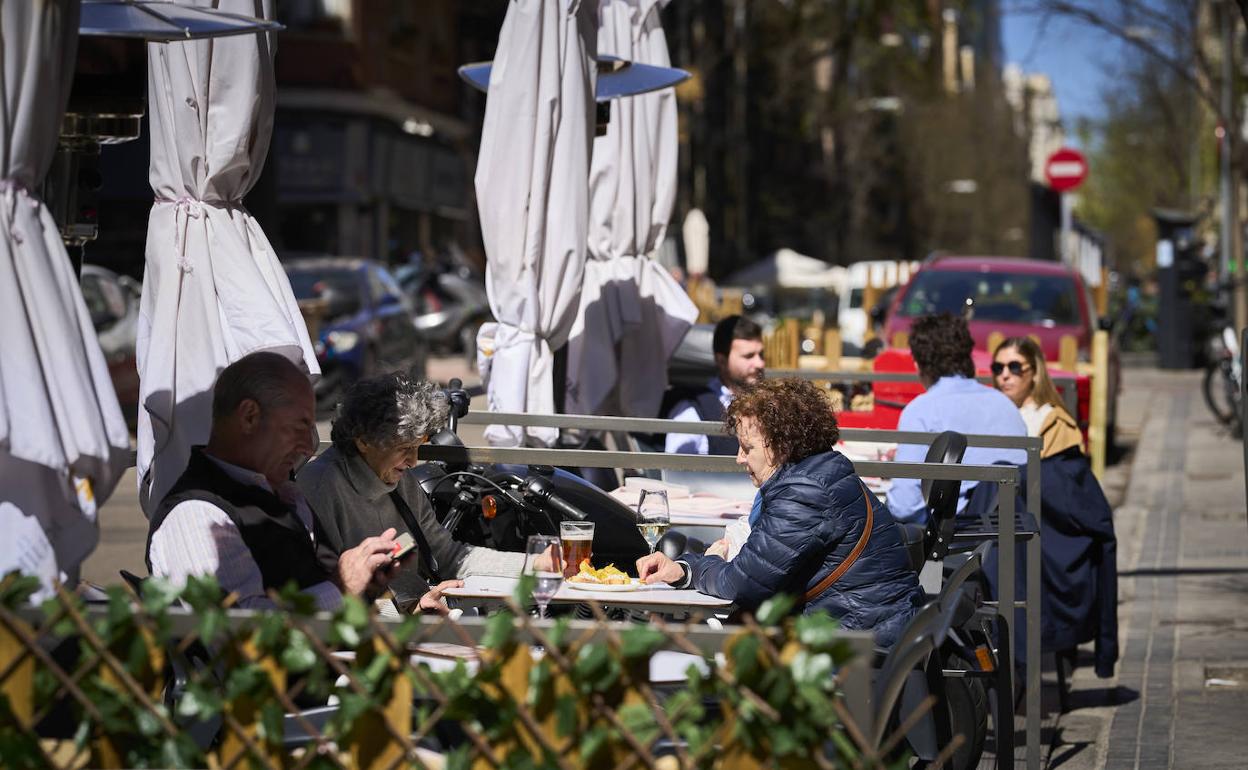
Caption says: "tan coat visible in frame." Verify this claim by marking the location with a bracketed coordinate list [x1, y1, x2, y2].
[1039, 405, 1084, 459]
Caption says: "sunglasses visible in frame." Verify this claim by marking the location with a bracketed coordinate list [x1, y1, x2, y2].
[991, 361, 1031, 376]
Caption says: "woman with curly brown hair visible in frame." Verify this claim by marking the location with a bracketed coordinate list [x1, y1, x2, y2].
[637, 378, 925, 646]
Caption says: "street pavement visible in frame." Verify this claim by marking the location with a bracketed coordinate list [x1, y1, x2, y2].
[1035, 364, 1248, 770]
[79, 359, 1248, 770]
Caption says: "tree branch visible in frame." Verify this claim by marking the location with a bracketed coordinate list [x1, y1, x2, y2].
[1012, 0, 1224, 120]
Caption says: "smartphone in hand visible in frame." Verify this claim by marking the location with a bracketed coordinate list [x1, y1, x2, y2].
[390, 532, 417, 562]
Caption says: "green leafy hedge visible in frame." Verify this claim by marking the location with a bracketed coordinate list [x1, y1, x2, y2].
[0, 573, 887, 770]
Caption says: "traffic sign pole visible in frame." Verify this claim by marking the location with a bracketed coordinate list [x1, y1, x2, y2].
[1045, 147, 1088, 266]
[1060, 192, 1073, 267]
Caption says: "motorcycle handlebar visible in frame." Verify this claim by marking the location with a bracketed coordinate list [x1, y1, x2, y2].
[522, 475, 589, 522]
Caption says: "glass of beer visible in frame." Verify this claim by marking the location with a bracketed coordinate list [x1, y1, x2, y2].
[559, 521, 594, 578]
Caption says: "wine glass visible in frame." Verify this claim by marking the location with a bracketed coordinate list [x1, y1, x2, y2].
[636, 489, 671, 552]
[525, 534, 562, 620]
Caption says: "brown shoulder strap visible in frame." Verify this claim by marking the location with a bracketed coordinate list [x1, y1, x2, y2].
[804, 481, 874, 603]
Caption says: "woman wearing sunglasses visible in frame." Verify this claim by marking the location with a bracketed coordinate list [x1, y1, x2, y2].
[991, 337, 1083, 457]
[991, 336, 1120, 680]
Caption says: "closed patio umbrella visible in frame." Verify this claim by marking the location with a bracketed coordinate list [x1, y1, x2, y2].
[565, 0, 696, 418]
[136, 0, 317, 512]
[474, 0, 597, 446]
[0, 0, 131, 595]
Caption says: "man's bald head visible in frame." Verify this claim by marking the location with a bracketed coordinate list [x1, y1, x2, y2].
[208, 352, 316, 487]
[211, 352, 311, 426]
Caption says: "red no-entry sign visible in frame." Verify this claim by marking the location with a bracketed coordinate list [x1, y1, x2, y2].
[1045, 147, 1088, 193]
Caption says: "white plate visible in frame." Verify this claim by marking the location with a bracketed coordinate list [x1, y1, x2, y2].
[565, 578, 644, 592]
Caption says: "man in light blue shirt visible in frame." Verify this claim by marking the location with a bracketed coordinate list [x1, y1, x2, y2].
[886, 313, 1027, 523]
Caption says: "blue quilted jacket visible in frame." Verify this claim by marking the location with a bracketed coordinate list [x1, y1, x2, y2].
[682, 451, 925, 648]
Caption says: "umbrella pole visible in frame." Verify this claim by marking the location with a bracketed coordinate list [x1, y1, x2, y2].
[552, 344, 569, 415]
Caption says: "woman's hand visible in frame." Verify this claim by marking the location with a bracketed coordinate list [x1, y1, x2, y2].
[337, 527, 399, 596]
[636, 552, 686, 585]
[705, 538, 730, 559]
[416, 579, 464, 615]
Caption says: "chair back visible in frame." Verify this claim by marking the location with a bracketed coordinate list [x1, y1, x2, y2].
[921, 431, 967, 562]
[119, 569, 146, 596]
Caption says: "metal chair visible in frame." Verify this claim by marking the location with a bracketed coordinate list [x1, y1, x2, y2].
[920, 430, 968, 563]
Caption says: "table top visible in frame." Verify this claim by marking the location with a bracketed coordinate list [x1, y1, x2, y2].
[444, 575, 734, 610]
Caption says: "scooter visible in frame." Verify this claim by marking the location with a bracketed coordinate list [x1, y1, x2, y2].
[400, 264, 493, 366]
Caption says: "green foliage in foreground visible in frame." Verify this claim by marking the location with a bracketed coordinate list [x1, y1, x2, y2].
[0, 572, 880, 769]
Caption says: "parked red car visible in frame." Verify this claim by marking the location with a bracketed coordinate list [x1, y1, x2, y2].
[880, 255, 1120, 439]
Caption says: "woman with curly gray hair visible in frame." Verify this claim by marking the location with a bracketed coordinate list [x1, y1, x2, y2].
[298, 372, 548, 613]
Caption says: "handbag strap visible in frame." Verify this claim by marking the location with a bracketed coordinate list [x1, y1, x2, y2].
[804, 481, 874, 603]
[388, 490, 442, 584]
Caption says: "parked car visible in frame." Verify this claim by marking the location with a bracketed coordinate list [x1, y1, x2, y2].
[881, 254, 1120, 437]
[393, 262, 492, 365]
[80, 264, 141, 426]
[284, 256, 428, 410]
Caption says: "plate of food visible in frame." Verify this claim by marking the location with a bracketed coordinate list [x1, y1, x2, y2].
[565, 560, 644, 592]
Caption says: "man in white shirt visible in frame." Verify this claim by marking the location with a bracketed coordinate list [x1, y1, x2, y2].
[146, 352, 449, 612]
[665, 315, 765, 455]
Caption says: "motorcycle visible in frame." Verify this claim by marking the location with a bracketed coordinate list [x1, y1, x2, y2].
[413, 380, 651, 571]
[397, 263, 492, 367]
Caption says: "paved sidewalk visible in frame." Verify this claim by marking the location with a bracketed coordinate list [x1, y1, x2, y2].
[1044, 367, 1248, 770]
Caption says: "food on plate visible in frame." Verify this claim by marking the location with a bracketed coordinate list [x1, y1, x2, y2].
[567, 559, 631, 585]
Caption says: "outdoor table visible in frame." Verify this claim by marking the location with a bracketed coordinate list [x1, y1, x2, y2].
[402, 641, 709, 684]
[444, 575, 734, 616]
[669, 514, 733, 528]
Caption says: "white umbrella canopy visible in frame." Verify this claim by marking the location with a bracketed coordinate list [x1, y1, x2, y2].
[727, 248, 847, 290]
[0, 0, 131, 593]
[137, 0, 318, 511]
[564, 0, 697, 418]
[475, 0, 598, 446]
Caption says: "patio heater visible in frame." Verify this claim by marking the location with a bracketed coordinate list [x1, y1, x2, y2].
[45, 0, 282, 272]
[457, 55, 690, 135]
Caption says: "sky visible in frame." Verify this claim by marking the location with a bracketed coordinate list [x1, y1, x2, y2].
[1001, 5, 1130, 145]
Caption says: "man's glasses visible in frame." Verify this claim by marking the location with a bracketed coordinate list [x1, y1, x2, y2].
[991, 361, 1030, 376]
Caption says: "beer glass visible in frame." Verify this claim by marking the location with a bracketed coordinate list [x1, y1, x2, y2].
[559, 521, 594, 577]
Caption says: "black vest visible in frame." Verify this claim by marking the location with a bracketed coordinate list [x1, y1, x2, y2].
[690, 389, 740, 456]
[146, 448, 333, 593]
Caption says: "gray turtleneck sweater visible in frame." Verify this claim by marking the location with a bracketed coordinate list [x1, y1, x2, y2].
[296, 445, 525, 607]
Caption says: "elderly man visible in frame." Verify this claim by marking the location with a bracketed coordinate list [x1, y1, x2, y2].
[665, 315, 766, 455]
[885, 313, 1028, 523]
[146, 352, 453, 612]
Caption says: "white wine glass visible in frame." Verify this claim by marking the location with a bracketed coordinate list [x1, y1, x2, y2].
[637, 489, 671, 553]
[526, 534, 562, 620]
